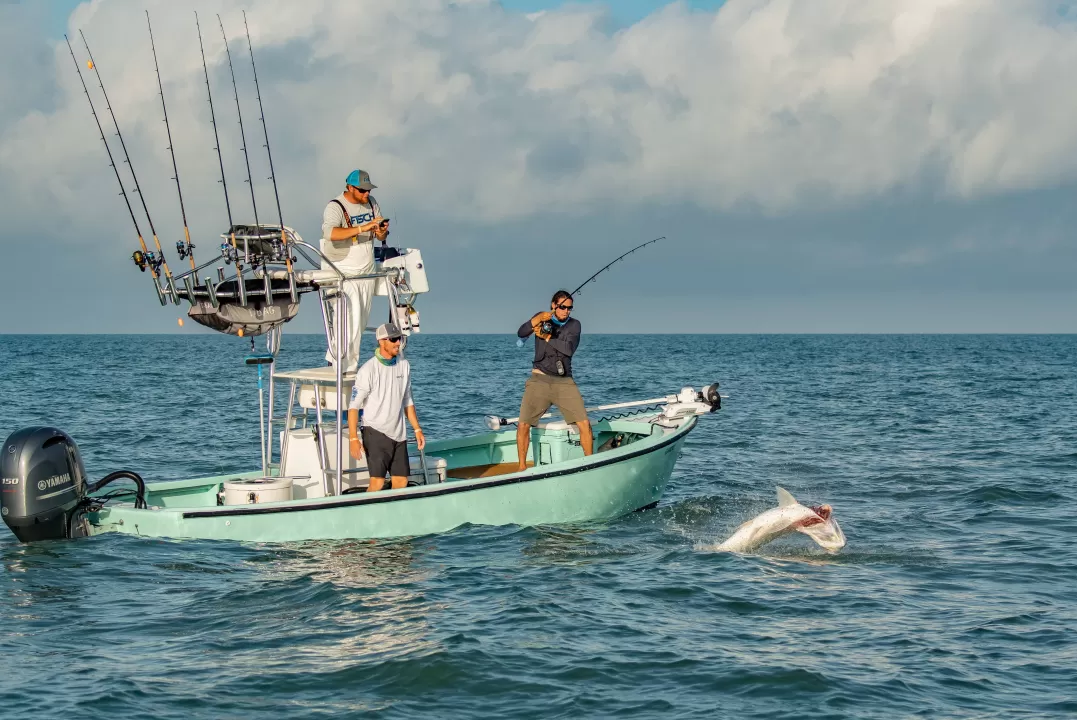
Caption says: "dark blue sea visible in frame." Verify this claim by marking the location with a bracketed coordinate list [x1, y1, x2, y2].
[1, 334, 1075, 718]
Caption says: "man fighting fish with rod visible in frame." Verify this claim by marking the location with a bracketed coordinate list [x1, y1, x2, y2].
[514, 237, 664, 472]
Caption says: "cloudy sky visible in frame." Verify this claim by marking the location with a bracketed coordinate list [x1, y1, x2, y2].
[1, 0, 1075, 334]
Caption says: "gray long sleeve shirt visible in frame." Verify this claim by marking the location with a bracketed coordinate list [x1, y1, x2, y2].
[518, 316, 582, 378]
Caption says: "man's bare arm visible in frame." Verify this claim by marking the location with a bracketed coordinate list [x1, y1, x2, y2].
[330, 218, 385, 242]
[405, 405, 425, 450]
[348, 408, 364, 459]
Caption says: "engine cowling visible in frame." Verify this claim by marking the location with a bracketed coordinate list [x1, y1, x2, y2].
[701, 382, 721, 409]
[1, 427, 89, 542]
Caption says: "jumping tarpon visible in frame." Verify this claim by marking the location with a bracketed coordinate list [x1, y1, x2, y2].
[708, 486, 846, 554]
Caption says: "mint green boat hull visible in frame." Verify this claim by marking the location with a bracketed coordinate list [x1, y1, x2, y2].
[87, 417, 696, 543]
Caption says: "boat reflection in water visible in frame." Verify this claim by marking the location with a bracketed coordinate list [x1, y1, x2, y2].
[251, 539, 445, 666]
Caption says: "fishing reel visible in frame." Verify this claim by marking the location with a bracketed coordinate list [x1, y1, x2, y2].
[132, 249, 162, 274]
[264, 239, 296, 265]
[539, 319, 555, 336]
[220, 242, 239, 265]
[176, 240, 195, 261]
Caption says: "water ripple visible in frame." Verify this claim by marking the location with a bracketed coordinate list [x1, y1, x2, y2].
[1, 334, 1076, 718]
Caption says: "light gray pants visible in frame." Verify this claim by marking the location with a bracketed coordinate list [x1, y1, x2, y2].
[326, 277, 375, 373]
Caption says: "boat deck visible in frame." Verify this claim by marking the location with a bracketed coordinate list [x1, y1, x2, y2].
[447, 462, 536, 480]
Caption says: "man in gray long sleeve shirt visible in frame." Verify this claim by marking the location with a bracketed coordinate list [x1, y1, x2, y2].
[515, 290, 593, 470]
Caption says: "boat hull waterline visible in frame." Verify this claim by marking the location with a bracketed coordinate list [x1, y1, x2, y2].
[87, 417, 696, 543]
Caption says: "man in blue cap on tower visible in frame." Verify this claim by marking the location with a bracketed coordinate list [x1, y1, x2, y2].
[321, 169, 390, 372]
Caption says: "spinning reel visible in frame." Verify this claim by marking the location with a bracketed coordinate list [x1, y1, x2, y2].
[176, 240, 195, 261]
[220, 241, 240, 265]
[220, 230, 296, 267]
[131, 249, 163, 274]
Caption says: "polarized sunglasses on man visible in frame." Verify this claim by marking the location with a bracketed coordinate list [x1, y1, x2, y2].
[556, 303, 573, 311]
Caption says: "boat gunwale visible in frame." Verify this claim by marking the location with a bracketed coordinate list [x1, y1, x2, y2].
[176, 415, 696, 519]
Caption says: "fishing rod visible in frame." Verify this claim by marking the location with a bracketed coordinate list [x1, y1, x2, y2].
[147, 11, 195, 273]
[517, 236, 666, 346]
[196, 12, 246, 306]
[218, 15, 260, 244]
[80, 30, 178, 305]
[571, 236, 665, 296]
[64, 34, 166, 307]
[243, 11, 297, 302]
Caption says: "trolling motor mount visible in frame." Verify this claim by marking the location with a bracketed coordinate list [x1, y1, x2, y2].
[700, 383, 721, 410]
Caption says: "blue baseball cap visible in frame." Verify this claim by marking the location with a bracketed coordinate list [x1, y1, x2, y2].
[345, 169, 377, 191]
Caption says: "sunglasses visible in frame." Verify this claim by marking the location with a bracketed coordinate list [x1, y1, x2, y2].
[556, 304, 573, 311]
[385, 336, 402, 343]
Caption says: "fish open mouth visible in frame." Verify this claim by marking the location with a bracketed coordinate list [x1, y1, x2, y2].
[799, 515, 846, 553]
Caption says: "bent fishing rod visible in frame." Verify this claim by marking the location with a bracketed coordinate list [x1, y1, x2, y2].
[517, 236, 666, 345]
[196, 11, 247, 306]
[147, 11, 195, 274]
[571, 236, 665, 297]
[243, 11, 297, 302]
[64, 34, 166, 307]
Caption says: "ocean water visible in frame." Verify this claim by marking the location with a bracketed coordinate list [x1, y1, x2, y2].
[1, 333, 1075, 718]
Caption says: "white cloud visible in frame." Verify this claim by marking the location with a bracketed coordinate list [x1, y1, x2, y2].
[2, 0, 1076, 243]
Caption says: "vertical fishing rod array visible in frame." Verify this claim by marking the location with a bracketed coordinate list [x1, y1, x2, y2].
[196, 11, 246, 307]
[147, 11, 195, 275]
[83, 29, 184, 306]
[216, 13, 298, 306]
[219, 15, 259, 249]
[64, 34, 166, 307]
[67, 13, 300, 322]
[244, 11, 297, 303]
[79, 30, 181, 305]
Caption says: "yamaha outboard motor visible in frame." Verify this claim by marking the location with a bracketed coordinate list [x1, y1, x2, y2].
[1, 427, 89, 542]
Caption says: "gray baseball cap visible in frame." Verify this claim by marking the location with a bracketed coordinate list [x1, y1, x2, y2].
[345, 169, 377, 191]
[375, 323, 402, 341]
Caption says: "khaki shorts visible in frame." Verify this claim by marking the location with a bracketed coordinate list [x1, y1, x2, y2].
[519, 373, 588, 426]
